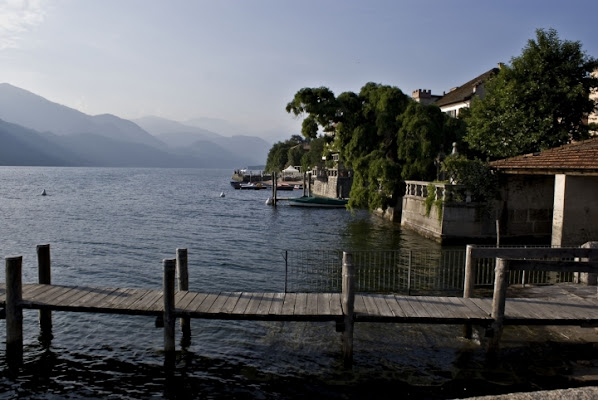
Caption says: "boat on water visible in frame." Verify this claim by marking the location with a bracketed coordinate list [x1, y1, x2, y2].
[287, 196, 348, 208]
[276, 184, 294, 191]
[237, 182, 269, 190]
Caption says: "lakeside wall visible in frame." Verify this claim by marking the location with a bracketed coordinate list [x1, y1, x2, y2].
[401, 181, 497, 244]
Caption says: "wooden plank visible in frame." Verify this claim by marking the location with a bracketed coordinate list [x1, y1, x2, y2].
[305, 293, 318, 315]
[67, 287, 121, 309]
[470, 247, 597, 259]
[244, 293, 264, 315]
[51, 286, 97, 307]
[257, 293, 275, 315]
[371, 294, 397, 317]
[27, 284, 68, 304]
[186, 293, 210, 313]
[131, 290, 164, 312]
[231, 292, 252, 314]
[281, 293, 297, 315]
[317, 293, 332, 316]
[329, 293, 343, 316]
[294, 293, 308, 316]
[195, 293, 220, 313]
[412, 296, 444, 319]
[431, 296, 462, 320]
[207, 292, 231, 314]
[382, 295, 407, 317]
[353, 294, 367, 314]
[508, 260, 598, 273]
[221, 292, 242, 314]
[406, 297, 433, 318]
[394, 295, 420, 317]
[361, 294, 380, 316]
[175, 291, 198, 311]
[445, 296, 476, 319]
[468, 298, 493, 316]
[269, 293, 285, 315]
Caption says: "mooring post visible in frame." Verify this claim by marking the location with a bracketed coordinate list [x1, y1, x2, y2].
[488, 257, 508, 356]
[37, 244, 53, 338]
[163, 259, 176, 365]
[342, 252, 355, 368]
[176, 248, 191, 342]
[6, 256, 23, 369]
[462, 244, 474, 339]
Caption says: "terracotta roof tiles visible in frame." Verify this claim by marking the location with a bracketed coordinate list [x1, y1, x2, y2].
[489, 137, 598, 175]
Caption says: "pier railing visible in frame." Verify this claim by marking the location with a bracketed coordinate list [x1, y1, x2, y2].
[283, 247, 578, 295]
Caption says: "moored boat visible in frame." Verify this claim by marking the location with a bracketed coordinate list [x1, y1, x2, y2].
[287, 196, 348, 208]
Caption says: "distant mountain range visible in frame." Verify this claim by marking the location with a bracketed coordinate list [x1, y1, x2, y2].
[0, 83, 271, 168]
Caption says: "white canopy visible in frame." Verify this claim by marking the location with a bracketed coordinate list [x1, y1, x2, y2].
[282, 165, 300, 173]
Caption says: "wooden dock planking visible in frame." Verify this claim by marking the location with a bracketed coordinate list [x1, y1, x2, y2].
[269, 293, 285, 315]
[231, 292, 252, 314]
[256, 293, 275, 315]
[3, 283, 598, 326]
[221, 292, 243, 314]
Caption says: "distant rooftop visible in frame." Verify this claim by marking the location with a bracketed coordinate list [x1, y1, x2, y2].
[434, 68, 499, 107]
[489, 137, 598, 176]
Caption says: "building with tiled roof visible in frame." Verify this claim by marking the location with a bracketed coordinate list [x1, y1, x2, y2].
[489, 137, 598, 247]
[433, 66, 500, 117]
[490, 137, 598, 175]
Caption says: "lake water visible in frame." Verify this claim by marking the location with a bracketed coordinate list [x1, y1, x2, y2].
[0, 167, 593, 399]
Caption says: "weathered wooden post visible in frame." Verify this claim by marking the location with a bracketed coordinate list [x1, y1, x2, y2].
[163, 258, 176, 368]
[176, 248, 191, 343]
[462, 245, 474, 338]
[6, 256, 23, 368]
[487, 257, 508, 356]
[37, 244, 53, 338]
[342, 252, 355, 368]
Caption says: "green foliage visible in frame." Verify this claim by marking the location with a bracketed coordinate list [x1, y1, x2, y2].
[464, 28, 598, 159]
[442, 155, 498, 204]
[285, 82, 464, 211]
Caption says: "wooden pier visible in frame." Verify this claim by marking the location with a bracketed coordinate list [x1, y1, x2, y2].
[2, 244, 598, 370]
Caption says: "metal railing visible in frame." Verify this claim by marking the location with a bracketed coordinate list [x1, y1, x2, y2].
[283, 247, 577, 295]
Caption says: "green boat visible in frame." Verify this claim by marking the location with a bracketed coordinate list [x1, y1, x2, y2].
[287, 196, 348, 208]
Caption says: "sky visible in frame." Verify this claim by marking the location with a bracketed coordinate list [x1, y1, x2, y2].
[1, 0, 598, 143]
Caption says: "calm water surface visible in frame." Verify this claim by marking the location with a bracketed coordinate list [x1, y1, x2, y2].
[0, 167, 594, 399]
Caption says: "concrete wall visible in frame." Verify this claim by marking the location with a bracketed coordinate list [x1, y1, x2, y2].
[498, 175, 554, 242]
[311, 174, 352, 199]
[400, 181, 497, 244]
[552, 175, 598, 246]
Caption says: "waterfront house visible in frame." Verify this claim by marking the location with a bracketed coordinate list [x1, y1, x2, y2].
[490, 137, 598, 247]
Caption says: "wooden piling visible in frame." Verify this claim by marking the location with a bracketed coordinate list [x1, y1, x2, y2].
[176, 248, 191, 341]
[37, 244, 53, 336]
[6, 256, 23, 368]
[488, 257, 508, 355]
[462, 244, 474, 339]
[163, 259, 176, 357]
[341, 252, 355, 368]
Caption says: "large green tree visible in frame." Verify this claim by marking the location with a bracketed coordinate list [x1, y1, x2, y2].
[465, 28, 598, 159]
[286, 83, 462, 210]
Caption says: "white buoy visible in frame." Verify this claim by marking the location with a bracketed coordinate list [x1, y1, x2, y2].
[41, 189, 47, 196]
[220, 192, 225, 198]
[265, 197, 273, 205]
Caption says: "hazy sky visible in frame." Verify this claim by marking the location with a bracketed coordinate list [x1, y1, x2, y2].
[2, 0, 598, 142]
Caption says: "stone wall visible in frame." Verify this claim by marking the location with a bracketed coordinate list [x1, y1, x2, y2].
[552, 175, 598, 246]
[311, 171, 352, 199]
[498, 175, 554, 242]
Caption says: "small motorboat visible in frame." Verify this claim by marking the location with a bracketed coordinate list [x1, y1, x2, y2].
[276, 184, 294, 191]
[287, 196, 348, 208]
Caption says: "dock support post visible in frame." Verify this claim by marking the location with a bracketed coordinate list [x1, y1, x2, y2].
[176, 248, 191, 344]
[462, 245, 474, 339]
[342, 252, 355, 368]
[6, 256, 23, 369]
[163, 259, 176, 368]
[37, 244, 53, 339]
[488, 257, 508, 357]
